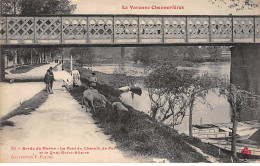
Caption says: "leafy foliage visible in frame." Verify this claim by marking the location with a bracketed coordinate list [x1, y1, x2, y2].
[1, 0, 15, 14]
[1, 47, 61, 65]
[1, 0, 77, 15]
[70, 47, 95, 66]
[219, 83, 260, 120]
[218, 82, 260, 158]
[146, 62, 259, 157]
[145, 64, 224, 128]
[133, 46, 224, 65]
[209, 0, 259, 12]
[1, 0, 76, 67]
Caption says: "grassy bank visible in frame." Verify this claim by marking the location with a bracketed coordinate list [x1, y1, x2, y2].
[69, 84, 208, 162]
[0, 89, 49, 128]
[65, 62, 234, 163]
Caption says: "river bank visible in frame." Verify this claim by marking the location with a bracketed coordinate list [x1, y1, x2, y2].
[64, 62, 234, 162]
[88, 61, 231, 133]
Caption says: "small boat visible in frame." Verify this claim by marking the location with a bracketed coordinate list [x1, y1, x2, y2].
[193, 131, 230, 139]
[193, 120, 260, 157]
[202, 139, 260, 157]
[192, 120, 260, 140]
[193, 124, 217, 129]
[192, 127, 219, 134]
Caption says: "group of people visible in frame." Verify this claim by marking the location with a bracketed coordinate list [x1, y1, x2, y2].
[44, 66, 98, 93]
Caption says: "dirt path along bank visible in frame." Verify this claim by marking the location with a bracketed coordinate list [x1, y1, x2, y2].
[0, 81, 141, 163]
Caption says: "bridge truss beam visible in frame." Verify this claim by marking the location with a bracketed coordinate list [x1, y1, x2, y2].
[0, 15, 260, 46]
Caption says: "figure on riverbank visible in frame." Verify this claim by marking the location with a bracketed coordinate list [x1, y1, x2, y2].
[241, 146, 251, 161]
[90, 72, 98, 89]
[44, 69, 53, 94]
[72, 67, 81, 87]
[49, 67, 54, 93]
[60, 71, 73, 91]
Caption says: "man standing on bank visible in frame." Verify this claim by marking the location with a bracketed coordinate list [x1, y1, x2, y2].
[90, 72, 98, 89]
[44, 69, 51, 94]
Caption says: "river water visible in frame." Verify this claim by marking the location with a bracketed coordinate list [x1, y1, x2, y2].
[89, 61, 231, 133]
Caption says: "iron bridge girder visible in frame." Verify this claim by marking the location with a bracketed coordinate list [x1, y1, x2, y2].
[0, 15, 259, 46]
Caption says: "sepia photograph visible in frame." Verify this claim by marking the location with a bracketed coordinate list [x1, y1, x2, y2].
[0, 0, 260, 164]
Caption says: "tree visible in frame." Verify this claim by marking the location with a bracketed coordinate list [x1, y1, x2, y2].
[145, 65, 190, 128]
[145, 63, 232, 137]
[133, 47, 158, 64]
[18, 0, 76, 15]
[183, 47, 203, 62]
[145, 64, 220, 131]
[1, 0, 17, 15]
[209, 0, 259, 12]
[219, 83, 260, 159]
[207, 46, 222, 61]
[70, 47, 95, 66]
[1, 0, 76, 72]
[132, 46, 215, 64]
[145, 64, 260, 160]
[1, 0, 77, 15]
[1, 48, 13, 62]
[181, 73, 223, 136]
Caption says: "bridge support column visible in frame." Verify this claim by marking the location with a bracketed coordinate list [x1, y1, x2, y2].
[231, 44, 260, 121]
[0, 54, 5, 82]
[231, 44, 260, 95]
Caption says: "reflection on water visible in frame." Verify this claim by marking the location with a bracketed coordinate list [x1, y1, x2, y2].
[177, 62, 230, 76]
[86, 63, 150, 77]
[90, 62, 231, 133]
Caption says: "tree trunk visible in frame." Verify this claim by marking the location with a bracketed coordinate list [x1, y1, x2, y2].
[230, 84, 238, 160]
[44, 50, 46, 63]
[0, 55, 5, 81]
[6, 56, 8, 68]
[20, 58, 23, 68]
[172, 109, 175, 130]
[40, 53, 42, 63]
[231, 114, 238, 160]
[189, 95, 195, 137]
[49, 51, 51, 63]
[121, 47, 125, 58]
[70, 55, 73, 72]
[31, 49, 33, 65]
[61, 53, 64, 70]
[13, 51, 17, 73]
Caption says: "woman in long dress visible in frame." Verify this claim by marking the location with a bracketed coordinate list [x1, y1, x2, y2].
[72, 67, 81, 86]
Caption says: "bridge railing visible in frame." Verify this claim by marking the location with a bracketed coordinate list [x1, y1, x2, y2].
[0, 15, 259, 45]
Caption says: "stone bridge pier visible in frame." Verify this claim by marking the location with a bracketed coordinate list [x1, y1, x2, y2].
[231, 44, 260, 95]
[0, 55, 5, 81]
[230, 44, 260, 121]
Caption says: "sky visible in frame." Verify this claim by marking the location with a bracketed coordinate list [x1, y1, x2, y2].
[71, 0, 260, 15]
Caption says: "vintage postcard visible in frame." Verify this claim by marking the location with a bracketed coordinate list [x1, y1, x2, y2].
[0, 0, 260, 164]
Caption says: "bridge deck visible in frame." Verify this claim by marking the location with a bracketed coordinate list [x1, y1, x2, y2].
[0, 15, 260, 46]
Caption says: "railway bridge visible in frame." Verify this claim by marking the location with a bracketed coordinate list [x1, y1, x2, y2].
[0, 14, 260, 94]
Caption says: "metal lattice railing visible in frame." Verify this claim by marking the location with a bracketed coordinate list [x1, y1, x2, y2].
[0, 15, 259, 45]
